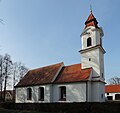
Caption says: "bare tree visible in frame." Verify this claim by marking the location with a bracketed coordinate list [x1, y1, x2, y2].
[12, 62, 28, 101]
[19, 63, 28, 80]
[0, 55, 4, 100]
[13, 62, 28, 87]
[108, 76, 120, 85]
[3, 54, 13, 102]
[0, 52, 28, 102]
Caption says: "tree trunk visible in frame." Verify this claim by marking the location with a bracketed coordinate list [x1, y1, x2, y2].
[3, 76, 7, 102]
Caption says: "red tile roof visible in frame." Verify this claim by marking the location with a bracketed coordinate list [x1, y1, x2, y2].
[54, 64, 92, 83]
[15, 62, 63, 87]
[85, 11, 98, 28]
[105, 85, 120, 93]
[15, 63, 92, 87]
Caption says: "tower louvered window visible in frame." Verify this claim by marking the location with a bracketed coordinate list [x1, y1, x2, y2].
[87, 37, 92, 47]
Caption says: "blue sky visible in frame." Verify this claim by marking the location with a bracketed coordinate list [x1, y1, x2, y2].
[0, 0, 120, 82]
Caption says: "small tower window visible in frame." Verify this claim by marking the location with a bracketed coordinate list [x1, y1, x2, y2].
[87, 37, 92, 47]
[89, 58, 91, 61]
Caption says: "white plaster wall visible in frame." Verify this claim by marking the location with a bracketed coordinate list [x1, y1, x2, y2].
[16, 87, 26, 103]
[81, 26, 105, 79]
[52, 83, 86, 102]
[81, 26, 95, 50]
[105, 92, 120, 101]
[99, 49, 105, 81]
[15, 82, 105, 103]
[15, 85, 51, 103]
[96, 30, 101, 45]
[81, 26, 103, 50]
[91, 82, 105, 102]
[81, 47, 105, 82]
[99, 82, 105, 102]
[81, 26, 105, 81]
[81, 48, 100, 76]
[87, 81, 92, 102]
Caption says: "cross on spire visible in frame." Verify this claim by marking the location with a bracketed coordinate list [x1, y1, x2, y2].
[90, 4, 92, 13]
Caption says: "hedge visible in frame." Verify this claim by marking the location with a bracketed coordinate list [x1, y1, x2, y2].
[0, 102, 120, 113]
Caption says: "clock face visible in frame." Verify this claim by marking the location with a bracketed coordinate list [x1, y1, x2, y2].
[87, 31, 91, 36]
[81, 28, 91, 36]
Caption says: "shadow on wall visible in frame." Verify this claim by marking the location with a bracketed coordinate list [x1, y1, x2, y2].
[67, 84, 86, 102]
[17, 88, 26, 103]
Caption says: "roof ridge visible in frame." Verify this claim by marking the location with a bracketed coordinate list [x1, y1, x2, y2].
[64, 63, 81, 67]
[82, 67, 92, 70]
[30, 62, 64, 71]
[106, 84, 120, 86]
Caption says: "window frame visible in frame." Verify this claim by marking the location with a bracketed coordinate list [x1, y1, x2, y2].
[115, 94, 120, 100]
[27, 88, 32, 100]
[59, 86, 66, 101]
[38, 87, 44, 101]
[107, 96, 113, 101]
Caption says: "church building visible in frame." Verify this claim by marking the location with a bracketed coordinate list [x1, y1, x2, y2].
[15, 10, 105, 103]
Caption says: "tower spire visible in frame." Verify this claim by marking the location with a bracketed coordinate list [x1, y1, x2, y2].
[90, 4, 92, 13]
[84, 8, 98, 28]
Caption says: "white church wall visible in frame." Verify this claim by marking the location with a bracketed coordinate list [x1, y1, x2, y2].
[95, 30, 101, 45]
[99, 49, 105, 80]
[52, 83, 86, 102]
[91, 82, 105, 102]
[81, 48, 100, 76]
[87, 81, 92, 102]
[16, 87, 26, 103]
[81, 47, 105, 82]
[81, 26, 96, 50]
[81, 26, 103, 50]
[15, 85, 51, 103]
[16, 83, 87, 103]
[99, 82, 105, 102]
[91, 82, 99, 102]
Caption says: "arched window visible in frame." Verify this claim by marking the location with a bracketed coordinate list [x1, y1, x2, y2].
[59, 86, 66, 101]
[87, 37, 92, 47]
[27, 88, 32, 100]
[115, 94, 120, 100]
[38, 87, 44, 101]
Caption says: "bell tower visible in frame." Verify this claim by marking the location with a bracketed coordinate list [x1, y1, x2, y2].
[80, 10, 106, 102]
[80, 10, 105, 81]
